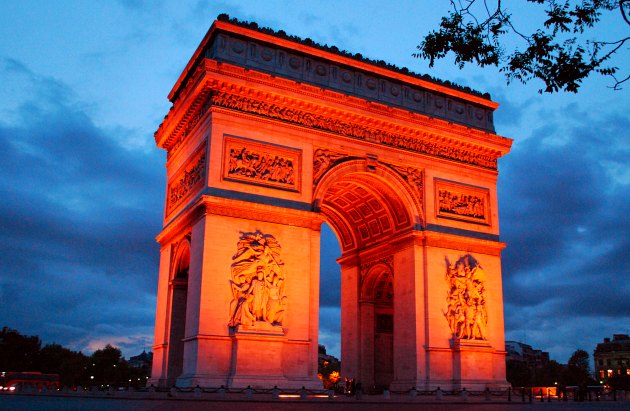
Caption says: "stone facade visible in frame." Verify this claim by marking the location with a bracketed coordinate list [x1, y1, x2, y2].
[150, 17, 512, 391]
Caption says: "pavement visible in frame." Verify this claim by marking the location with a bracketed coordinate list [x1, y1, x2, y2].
[1, 393, 628, 411]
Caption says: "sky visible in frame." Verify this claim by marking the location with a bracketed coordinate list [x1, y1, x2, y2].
[0, 0, 628, 366]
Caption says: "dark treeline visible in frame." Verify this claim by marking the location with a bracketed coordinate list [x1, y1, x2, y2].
[0, 327, 150, 388]
[507, 348, 629, 390]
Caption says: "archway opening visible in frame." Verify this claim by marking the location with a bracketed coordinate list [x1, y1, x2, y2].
[315, 166, 416, 391]
[367, 268, 394, 389]
[318, 223, 342, 387]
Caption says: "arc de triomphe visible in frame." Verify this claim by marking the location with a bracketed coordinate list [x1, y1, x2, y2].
[149, 15, 512, 391]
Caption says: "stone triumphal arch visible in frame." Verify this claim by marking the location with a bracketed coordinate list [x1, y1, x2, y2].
[150, 16, 512, 391]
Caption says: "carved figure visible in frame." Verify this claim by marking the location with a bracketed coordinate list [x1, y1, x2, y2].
[168, 152, 206, 212]
[438, 189, 485, 220]
[210, 91, 498, 169]
[227, 146, 294, 185]
[443, 254, 487, 340]
[313, 149, 347, 184]
[390, 164, 424, 202]
[229, 230, 286, 328]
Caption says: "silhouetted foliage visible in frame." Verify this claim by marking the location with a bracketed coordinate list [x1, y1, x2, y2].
[0, 327, 150, 388]
[507, 359, 566, 387]
[0, 327, 41, 371]
[416, 1, 630, 93]
[565, 349, 596, 385]
[536, 360, 566, 386]
[506, 360, 532, 386]
[38, 343, 87, 386]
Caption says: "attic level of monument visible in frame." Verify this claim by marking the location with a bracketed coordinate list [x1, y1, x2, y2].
[155, 68, 508, 169]
[162, 17, 498, 134]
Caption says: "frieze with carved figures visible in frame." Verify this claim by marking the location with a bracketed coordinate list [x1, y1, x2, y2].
[223, 136, 301, 192]
[313, 148, 348, 185]
[211, 91, 498, 170]
[435, 179, 490, 225]
[166, 145, 206, 215]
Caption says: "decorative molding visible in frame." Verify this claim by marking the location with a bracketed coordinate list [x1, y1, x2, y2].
[444, 254, 488, 341]
[166, 144, 206, 216]
[359, 255, 394, 302]
[209, 89, 498, 169]
[201, 194, 322, 230]
[313, 148, 348, 185]
[360, 255, 394, 279]
[435, 179, 490, 225]
[223, 135, 301, 192]
[229, 230, 286, 330]
[208, 31, 496, 133]
[164, 88, 213, 158]
[389, 164, 424, 211]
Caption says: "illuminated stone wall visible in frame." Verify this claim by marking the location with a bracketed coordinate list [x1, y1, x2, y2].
[150, 17, 512, 390]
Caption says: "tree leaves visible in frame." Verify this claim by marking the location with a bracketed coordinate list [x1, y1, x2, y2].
[417, 0, 629, 93]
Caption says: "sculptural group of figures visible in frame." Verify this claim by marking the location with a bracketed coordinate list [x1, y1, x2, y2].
[228, 147, 295, 185]
[229, 231, 287, 328]
[443, 255, 488, 340]
[438, 189, 485, 219]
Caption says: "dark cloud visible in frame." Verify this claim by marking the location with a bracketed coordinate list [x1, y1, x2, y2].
[0, 59, 164, 356]
[497, 98, 630, 360]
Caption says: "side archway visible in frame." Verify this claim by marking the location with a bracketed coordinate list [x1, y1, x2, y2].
[359, 262, 395, 389]
[166, 237, 191, 386]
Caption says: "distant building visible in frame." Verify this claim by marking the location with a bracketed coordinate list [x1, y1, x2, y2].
[505, 341, 550, 367]
[128, 350, 153, 369]
[593, 334, 630, 383]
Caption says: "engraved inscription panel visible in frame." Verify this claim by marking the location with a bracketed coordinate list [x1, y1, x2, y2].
[223, 136, 301, 192]
[435, 179, 490, 225]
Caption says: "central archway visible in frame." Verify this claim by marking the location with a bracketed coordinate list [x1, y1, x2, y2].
[313, 159, 421, 390]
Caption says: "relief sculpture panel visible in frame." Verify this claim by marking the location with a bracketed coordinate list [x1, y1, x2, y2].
[223, 136, 301, 192]
[435, 179, 490, 225]
[211, 91, 498, 169]
[228, 230, 286, 329]
[312, 148, 347, 185]
[166, 144, 206, 215]
[443, 254, 487, 340]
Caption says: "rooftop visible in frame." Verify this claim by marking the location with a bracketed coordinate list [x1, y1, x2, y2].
[214, 14, 490, 99]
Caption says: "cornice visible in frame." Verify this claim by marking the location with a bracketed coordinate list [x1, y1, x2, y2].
[200, 59, 509, 149]
[169, 18, 497, 109]
[157, 194, 323, 245]
[404, 230, 507, 256]
[200, 195, 324, 230]
[156, 62, 511, 169]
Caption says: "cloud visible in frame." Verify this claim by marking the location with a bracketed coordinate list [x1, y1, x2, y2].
[498, 98, 630, 361]
[0, 59, 164, 357]
[318, 306, 341, 358]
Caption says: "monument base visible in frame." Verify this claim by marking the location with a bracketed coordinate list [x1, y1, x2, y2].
[450, 338, 509, 390]
[210, 324, 321, 389]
